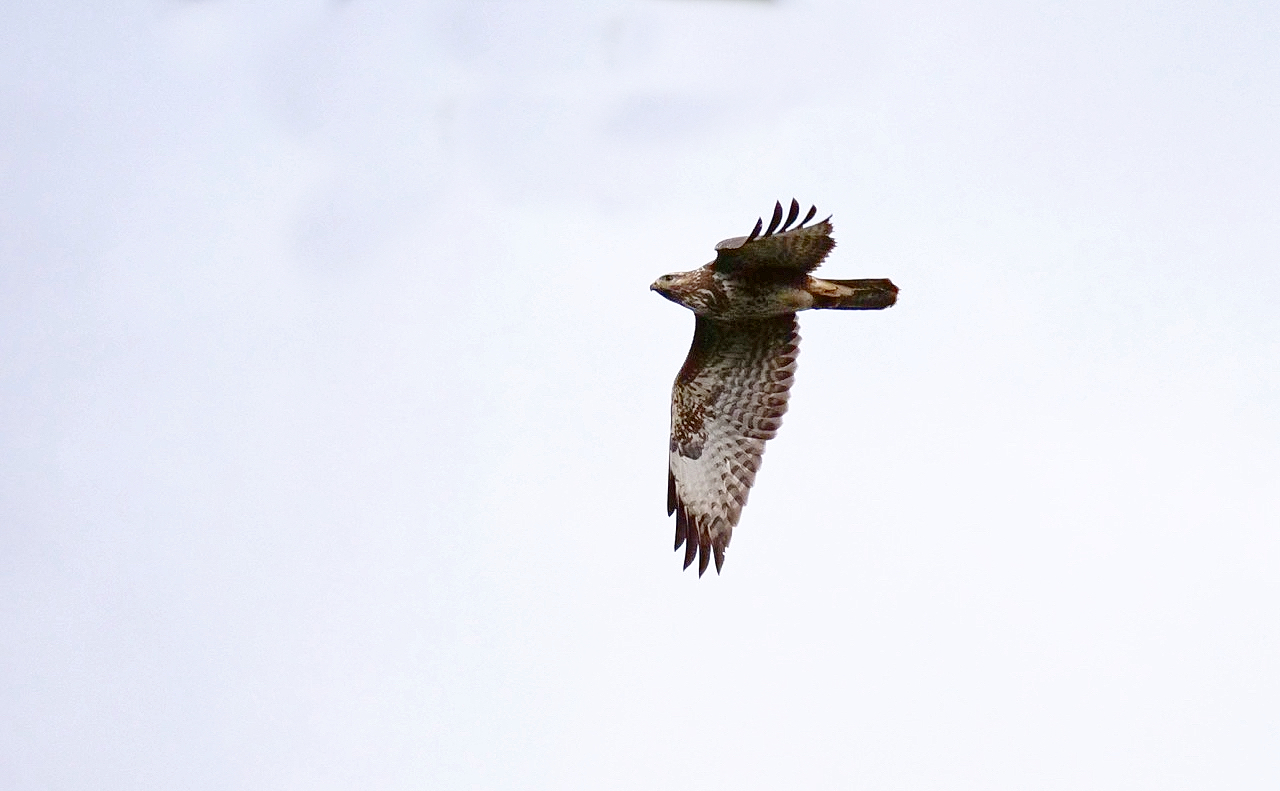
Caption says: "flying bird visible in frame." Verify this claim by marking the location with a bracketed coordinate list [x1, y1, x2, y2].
[651, 200, 897, 576]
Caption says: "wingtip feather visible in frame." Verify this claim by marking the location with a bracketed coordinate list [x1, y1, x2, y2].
[779, 198, 800, 232]
[682, 513, 698, 569]
[764, 201, 783, 236]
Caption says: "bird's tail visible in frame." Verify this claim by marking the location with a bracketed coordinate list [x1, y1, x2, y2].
[810, 278, 899, 310]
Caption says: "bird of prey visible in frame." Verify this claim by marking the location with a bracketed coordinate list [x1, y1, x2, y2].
[651, 200, 897, 576]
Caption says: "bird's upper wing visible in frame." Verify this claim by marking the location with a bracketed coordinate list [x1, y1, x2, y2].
[668, 314, 799, 575]
[712, 199, 834, 276]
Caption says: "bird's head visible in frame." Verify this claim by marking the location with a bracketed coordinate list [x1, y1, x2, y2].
[650, 268, 715, 313]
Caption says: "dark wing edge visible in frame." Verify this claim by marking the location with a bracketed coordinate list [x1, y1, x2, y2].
[712, 199, 834, 275]
[667, 315, 800, 576]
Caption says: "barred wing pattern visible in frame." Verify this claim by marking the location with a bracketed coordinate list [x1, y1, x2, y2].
[712, 199, 835, 275]
[668, 314, 799, 575]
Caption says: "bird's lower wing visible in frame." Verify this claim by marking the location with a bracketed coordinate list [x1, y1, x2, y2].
[668, 314, 799, 575]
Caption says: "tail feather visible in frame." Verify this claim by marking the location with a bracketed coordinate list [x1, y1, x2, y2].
[810, 278, 898, 310]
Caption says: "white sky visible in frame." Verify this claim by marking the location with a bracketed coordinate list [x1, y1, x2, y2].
[3, 0, 1279, 788]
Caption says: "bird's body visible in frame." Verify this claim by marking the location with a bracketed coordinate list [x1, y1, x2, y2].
[652, 200, 897, 575]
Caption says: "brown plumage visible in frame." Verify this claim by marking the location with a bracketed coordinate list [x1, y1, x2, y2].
[651, 200, 898, 576]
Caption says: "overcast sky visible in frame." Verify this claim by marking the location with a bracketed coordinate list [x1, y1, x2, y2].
[3, 1, 1279, 788]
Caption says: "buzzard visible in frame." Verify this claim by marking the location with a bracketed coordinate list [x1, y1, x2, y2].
[651, 200, 897, 575]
